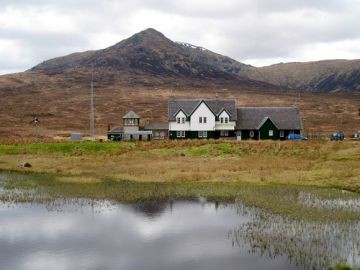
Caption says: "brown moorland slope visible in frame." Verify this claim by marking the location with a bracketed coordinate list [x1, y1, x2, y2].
[0, 69, 359, 139]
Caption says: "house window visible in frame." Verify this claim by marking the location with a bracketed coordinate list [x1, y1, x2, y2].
[269, 130, 273, 136]
[177, 117, 180, 124]
[198, 131, 207, 138]
[225, 117, 228, 123]
[220, 130, 229, 137]
[250, 130, 254, 138]
[199, 117, 202, 123]
[182, 117, 185, 124]
[280, 130, 284, 137]
[177, 131, 185, 138]
[204, 117, 207, 123]
[220, 117, 224, 123]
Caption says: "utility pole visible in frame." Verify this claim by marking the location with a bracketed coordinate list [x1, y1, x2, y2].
[89, 73, 95, 140]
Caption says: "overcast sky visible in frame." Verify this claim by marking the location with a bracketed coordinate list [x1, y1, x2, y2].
[1, 0, 360, 74]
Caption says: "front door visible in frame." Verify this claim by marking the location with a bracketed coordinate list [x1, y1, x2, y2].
[139, 135, 142, 141]
[237, 131, 242, 141]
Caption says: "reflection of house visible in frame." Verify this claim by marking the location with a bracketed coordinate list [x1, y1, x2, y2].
[107, 111, 152, 141]
[235, 107, 302, 140]
[168, 99, 237, 139]
[168, 99, 303, 140]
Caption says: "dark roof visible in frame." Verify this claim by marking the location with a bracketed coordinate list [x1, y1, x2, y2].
[236, 107, 302, 130]
[107, 126, 123, 134]
[168, 99, 237, 121]
[143, 123, 169, 130]
[123, 111, 140, 119]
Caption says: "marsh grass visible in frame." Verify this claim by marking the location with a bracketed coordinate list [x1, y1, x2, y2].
[1, 170, 360, 222]
[231, 206, 360, 270]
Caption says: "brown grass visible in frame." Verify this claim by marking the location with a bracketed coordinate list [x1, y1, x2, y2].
[0, 140, 359, 191]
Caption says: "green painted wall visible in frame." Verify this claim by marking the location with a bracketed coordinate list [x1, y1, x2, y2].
[170, 128, 301, 140]
[214, 130, 236, 139]
[169, 131, 215, 140]
[238, 130, 258, 140]
[259, 118, 279, 140]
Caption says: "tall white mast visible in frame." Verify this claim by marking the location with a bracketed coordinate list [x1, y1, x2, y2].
[89, 73, 95, 140]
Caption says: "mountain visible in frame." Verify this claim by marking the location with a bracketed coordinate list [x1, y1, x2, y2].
[240, 60, 360, 92]
[30, 28, 360, 92]
[30, 28, 255, 82]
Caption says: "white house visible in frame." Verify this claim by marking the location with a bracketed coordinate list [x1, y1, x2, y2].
[168, 99, 237, 139]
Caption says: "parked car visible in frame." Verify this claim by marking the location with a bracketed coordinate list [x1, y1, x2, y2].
[287, 134, 308, 141]
[330, 131, 345, 141]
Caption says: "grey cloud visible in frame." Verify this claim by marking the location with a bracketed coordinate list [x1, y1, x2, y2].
[0, 0, 360, 74]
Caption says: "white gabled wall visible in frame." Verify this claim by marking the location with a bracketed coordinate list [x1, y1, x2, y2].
[215, 110, 235, 130]
[218, 110, 229, 120]
[190, 102, 215, 131]
[169, 110, 189, 131]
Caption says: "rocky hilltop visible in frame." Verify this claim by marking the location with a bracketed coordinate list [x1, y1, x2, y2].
[31, 28, 253, 81]
[30, 28, 360, 92]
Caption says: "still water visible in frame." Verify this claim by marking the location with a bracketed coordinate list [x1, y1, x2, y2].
[0, 199, 299, 270]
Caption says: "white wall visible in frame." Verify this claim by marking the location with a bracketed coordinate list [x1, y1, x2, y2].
[190, 102, 215, 131]
[215, 110, 235, 130]
[169, 110, 190, 131]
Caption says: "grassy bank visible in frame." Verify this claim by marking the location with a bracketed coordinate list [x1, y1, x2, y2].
[0, 140, 359, 191]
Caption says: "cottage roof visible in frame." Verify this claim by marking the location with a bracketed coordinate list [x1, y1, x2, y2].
[123, 111, 140, 119]
[168, 99, 237, 121]
[236, 107, 302, 130]
[143, 123, 169, 130]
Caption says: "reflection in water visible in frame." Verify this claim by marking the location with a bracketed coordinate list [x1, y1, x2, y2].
[1, 195, 360, 270]
[131, 201, 169, 218]
[0, 199, 296, 270]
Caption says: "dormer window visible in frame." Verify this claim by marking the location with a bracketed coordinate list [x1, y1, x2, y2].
[225, 117, 228, 123]
[177, 117, 180, 124]
[199, 117, 202, 123]
[220, 117, 224, 123]
[182, 117, 185, 124]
